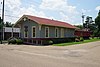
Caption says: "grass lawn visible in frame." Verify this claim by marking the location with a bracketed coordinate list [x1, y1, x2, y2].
[53, 38, 100, 46]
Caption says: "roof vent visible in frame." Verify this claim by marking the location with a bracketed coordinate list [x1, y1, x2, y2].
[23, 17, 27, 21]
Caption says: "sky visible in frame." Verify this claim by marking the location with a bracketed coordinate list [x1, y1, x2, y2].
[0, 0, 100, 25]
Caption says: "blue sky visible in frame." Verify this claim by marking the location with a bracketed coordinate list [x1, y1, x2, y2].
[0, 0, 100, 25]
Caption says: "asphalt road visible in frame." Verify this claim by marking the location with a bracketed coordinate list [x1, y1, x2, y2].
[0, 41, 100, 67]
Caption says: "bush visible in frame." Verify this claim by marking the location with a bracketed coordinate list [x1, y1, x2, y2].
[49, 40, 53, 45]
[75, 38, 80, 42]
[51, 37, 75, 44]
[8, 37, 17, 44]
[10, 39, 16, 44]
[8, 37, 23, 44]
[16, 39, 23, 44]
[80, 37, 84, 41]
[42, 40, 53, 45]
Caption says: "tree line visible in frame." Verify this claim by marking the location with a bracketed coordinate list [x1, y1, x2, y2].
[0, 17, 14, 29]
[75, 10, 100, 37]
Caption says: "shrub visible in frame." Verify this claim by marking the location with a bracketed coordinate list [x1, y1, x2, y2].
[80, 37, 84, 41]
[8, 37, 23, 44]
[75, 38, 80, 42]
[16, 39, 23, 44]
[49, 40, 53, 45]
[8, 37, 17, 44]
[43, 40, 53, 45]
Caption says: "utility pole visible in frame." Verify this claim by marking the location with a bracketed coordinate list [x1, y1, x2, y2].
[0, 0, 5, 44]
[82, 13, 85, 24]
[82, 13, 85, 28]
[0, 17, 3, 44]
[2, 0, 5, 41]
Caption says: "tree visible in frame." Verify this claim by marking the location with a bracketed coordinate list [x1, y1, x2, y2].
[83, 16, 96, 32]
[95, 10, 100, 37]
[0, 18, 14, 28]
[95, 10, 100, 31]
[85, 16, 94, 29]
[5, 22, 12, 27]
[85, 16, 94, 24]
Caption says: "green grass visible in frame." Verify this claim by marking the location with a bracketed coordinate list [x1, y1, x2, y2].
[53, 38, 100, 46]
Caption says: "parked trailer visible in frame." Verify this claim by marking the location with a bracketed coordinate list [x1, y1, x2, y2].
[74, 30, 92, 39]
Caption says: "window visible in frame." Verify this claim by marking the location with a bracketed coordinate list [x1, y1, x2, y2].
[24, 31, 28, 37]
[61, 28, 64, 37]
[32, 26, 36, 38]
[24, 26, 28, 38]
[45, 27, 49, 38]
[55, 28, 59, 37]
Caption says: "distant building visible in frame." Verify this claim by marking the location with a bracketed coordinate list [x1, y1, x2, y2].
[0, 27, 20, 40]
[74, 29, 92, 39]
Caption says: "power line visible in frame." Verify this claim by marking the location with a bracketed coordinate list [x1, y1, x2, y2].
[0, 0, 41, 12]
[4, 14, 20, 18]
[0, 0, 41, 11]
[0, 0, 42, 19]
[0, 9, 10, 12]
[0, 14, 20, 18]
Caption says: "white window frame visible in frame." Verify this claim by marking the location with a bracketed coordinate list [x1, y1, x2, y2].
[24, 31, 28, 38]
[45, 27, 49, 38]
[61, 28, 64, 38]
[32, 26, 36, 38]
[55, 28, 59, 38]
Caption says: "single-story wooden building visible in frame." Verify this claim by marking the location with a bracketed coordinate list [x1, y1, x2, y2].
[14, 15, 77, 45]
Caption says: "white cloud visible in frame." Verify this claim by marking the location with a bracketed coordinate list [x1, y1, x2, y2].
[40, 0, 79, 24]
[40, 0, 78, 15]
[40, 0, 67, 10]
[13, 4, 46, 18]
[81, 9, 90, 13]
[59, 12, 78, 24]
[1, 0, 79, 25]
[5, 0, 21, 10]
[3, 0, 22, 23]
[81, 9, 86, 13]
[59, 12, 70, 22]
[3, 0, 47, 23]
[95, 6, 100, 11]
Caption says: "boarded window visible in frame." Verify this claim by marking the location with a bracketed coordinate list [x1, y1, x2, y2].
[55, 28, 59, 37]
[45, 27, 49, 37]
[24, 26, 28, 38]
[32, 26, 36, 37]
[61, 28, 64, 37]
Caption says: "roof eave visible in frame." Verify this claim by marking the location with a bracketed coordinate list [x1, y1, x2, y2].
[39, 24, 76, 29]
